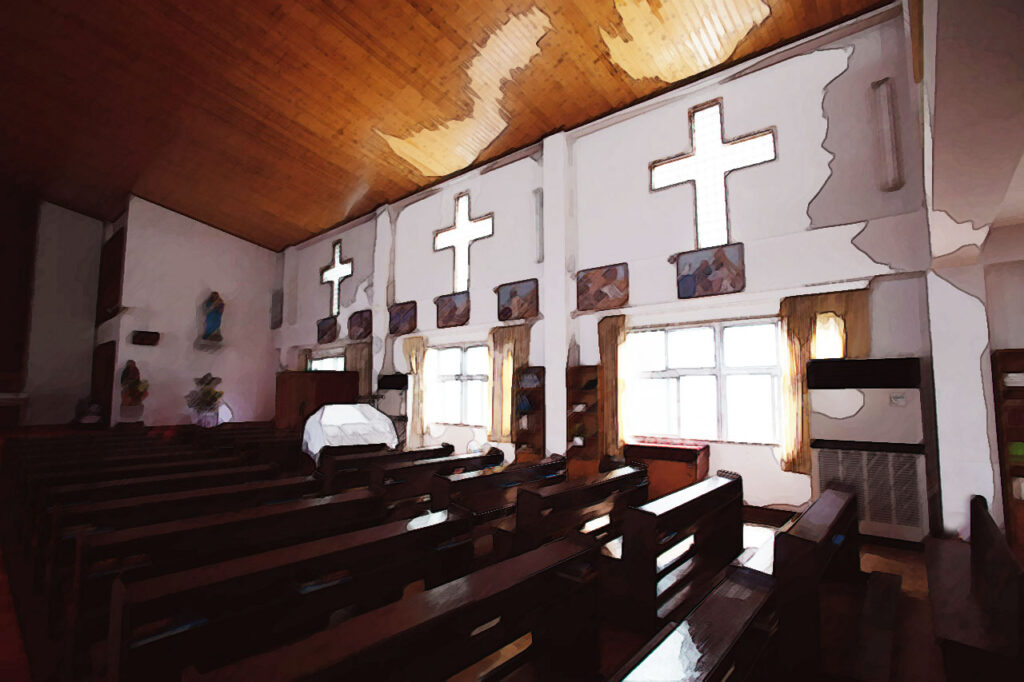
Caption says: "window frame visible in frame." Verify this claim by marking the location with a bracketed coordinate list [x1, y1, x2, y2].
[308, 351, 346, 372]
[426, 343, 489, 428]
[626, 317, 783, 445]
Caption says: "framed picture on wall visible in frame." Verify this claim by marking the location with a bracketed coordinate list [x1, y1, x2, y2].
[671, 243, 745, 299]
[496, 278, 539, 321]
[576, 263, 629, 312]
[388, 301, 417, 336]
[347, 309, 372, 340]
[436, 291, 470, 328]
[316, 316, 338, 344]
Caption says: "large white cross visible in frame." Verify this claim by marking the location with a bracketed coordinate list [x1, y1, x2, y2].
[651, 102, 776, 249]
[320, 240, 353, 317]
[434, 193, 493, 293]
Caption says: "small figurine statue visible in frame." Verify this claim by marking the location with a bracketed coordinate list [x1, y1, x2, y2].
[120, 360, 149, 407]
[202, 292, 225, 343]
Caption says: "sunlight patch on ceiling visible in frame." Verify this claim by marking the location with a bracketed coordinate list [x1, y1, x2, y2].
[601, 0, 771, 83]
[376, 7, 551, 178]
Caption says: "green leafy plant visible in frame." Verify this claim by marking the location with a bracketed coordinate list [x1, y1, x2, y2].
[186, 373, 223, 413]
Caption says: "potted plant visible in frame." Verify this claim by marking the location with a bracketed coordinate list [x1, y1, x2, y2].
[186, 373, 224, 428]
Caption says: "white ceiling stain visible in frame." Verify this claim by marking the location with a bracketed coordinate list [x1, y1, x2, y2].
[376, 7, 552, 178]
[601, 0, 770, 83]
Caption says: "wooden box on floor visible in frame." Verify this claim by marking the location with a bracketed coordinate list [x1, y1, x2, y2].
[273, 370, 359, 431]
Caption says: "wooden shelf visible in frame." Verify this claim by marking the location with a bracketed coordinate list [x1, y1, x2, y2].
[991, 349, 1024, 554]
[512, 366, 545, 455]
[566, 365, 601, 463]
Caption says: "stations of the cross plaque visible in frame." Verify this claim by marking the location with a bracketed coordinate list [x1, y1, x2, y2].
[651, 101, 776, 249]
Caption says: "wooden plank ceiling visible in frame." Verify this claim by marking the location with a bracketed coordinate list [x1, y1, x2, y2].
[0, 0, 887, 250]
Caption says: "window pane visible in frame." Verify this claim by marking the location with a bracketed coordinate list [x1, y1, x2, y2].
[310, 355, 344, 371]
[624, 331, 666, 373]
[436, 348, 463, 376]
[667, 327, 715, 368]
[812, 312, 845, 359]
[437, 380, 462, 424]
[723, 324, 778, 367]
[626, 378, 672, 436]
[679, 375, 718, 440]
[464, 346, 489, 376]
[726, 374, 776, 443]
[464, 379, 488, 427]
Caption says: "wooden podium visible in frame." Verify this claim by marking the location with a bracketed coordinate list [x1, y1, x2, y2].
[623, 438, 710, 499]
[274, 371, 359, 431]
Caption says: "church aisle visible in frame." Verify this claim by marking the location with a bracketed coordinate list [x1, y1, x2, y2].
[0, 548, 30, 682]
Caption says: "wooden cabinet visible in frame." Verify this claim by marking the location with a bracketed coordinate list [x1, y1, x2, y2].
[623, 440, 710, 499]
[274, 371, 359, 432]
[991, 350, 1024, 558]
[567, 365, 601, 477]
[512, 367, 545, 459]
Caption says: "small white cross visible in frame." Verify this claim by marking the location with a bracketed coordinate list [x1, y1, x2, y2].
[651, 101, 776, 249]
[434, 193, 494, 293]
[320, 240, 353, 317]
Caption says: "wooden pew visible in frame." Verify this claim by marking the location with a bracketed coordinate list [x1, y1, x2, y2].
[61, 490, 385, 678]
[37, 475, 322, 602]
[610, 565, 775, 682]
[320, 442, 453, 493]
[774, 485, 859, 679]
[493, 465, 649, 560]
[106, 509, 473, 681]
[600, 472, 743, 628]
[429, 455, 566, 519]
[927, 495, 1023, 680]
[369, 448, 505, 504]
[183, 536, 600, 682]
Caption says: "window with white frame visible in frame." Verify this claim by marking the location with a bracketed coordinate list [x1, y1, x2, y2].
[309, 353, 345, 371]
[622, 320, 782, 444]
[424, 345, 490, 427]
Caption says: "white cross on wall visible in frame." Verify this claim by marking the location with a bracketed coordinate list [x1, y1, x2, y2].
[650, 101, 776, 249]
[320, 240, 353, 317]
[434, 193, 494, 293]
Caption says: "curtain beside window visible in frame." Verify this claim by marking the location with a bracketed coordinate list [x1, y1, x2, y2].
[345, 341, 373, 397]
[779, 289, 870, 474]
[403, 336, 427, 448]
[489, 325, 531, 442]
[598, 315, 627, 458]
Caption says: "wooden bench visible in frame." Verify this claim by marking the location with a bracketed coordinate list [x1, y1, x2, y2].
[61, 489, 385, 677]
[430, 455, 566, 520]
[107, 509, 473, 681]
[493, 465, 649, 560]
[320, 442, 453, 493]
[774, 485, 859, 679]
[610, 565, 775, 682]
[183, 536, 600, 682]
[369, 448, 504, 504]
[927, 495, 1023, 679]
[600, 472, 743, 627]
[37, 475, 322, 602]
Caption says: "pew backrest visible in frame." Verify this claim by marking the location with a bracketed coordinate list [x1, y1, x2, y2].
[429, 456, 566, 513]
[370, 449, 504, 502]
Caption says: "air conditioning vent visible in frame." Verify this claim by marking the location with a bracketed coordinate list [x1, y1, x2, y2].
[813, 447, 927, 542]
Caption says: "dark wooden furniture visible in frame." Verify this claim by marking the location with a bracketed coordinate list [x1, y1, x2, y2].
[62, 490, 384, 678]
[512, 366, 545, 458]
[926, 495, 1023, 680]
[610, 565, 775, 682]
[774, 486, 859, 679]
[430, 456, 566, 520]
[184, 536, 600, 682]
[273, 370, 359, 431]
[95, 228, 126, 324]
[368, 448, 504, 504]
[494, 465, 649, 559]
[320, 442, 453, 493]
[567, 365, 601, 476]
[991, 349, 1024, 558]
[601, 472, 743, 627]
[107, 510, 472, 682]
[624, 439, 710, 500]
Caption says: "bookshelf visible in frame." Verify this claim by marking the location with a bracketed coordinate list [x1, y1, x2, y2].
[512, 366, 545, 458]
[566, 365, 601, 477]
[991, 349, 1024, 557]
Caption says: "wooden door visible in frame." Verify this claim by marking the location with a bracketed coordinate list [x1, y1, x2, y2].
[91, 341, 116, 427]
